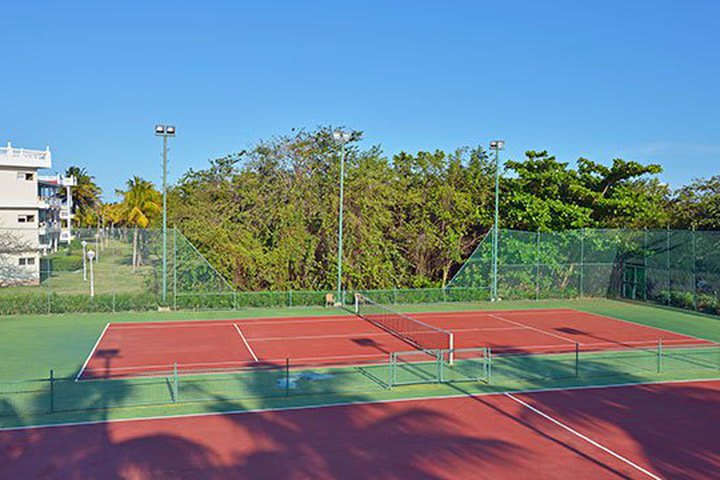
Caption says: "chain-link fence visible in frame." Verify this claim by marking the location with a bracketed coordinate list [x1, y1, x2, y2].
[448, 228, 720, 315]
[2, 342, 717, 419]
[0, 226, 492, 315]
[0, 227, 239, 314]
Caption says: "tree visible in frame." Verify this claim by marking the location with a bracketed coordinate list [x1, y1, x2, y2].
[502, 152, 667, 231]
[503, 151, 594, 231]
[670, 176, 720, 230]
[62, 166, 102, 227]
[117, 177, 161, 269]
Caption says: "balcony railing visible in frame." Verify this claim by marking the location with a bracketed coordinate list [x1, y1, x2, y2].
[0, 142, 51, 169]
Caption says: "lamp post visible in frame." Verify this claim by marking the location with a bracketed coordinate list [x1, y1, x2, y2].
[81, 240, 88, 281]
[155, 124, 176, 304]
[87, 250, 95, 297]
[489, 140, 505, 302]
[332, 129, 353, 305]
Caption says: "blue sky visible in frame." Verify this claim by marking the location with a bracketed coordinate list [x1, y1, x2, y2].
[2, 0, 718, 200]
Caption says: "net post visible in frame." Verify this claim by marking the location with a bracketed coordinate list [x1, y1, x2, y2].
[574, 343, 580, 378]
[448, 333, 454, 365]
[353, 293, 360, 314]
[172, 362, 179, 403]
[49, 369, 55, 414]
[285, 358, 290, 397]
[657, 339, 663, 374]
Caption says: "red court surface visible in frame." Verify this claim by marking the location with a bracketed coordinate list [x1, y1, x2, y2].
[2, 380, 719, 479]
[78, 308, 710, 379]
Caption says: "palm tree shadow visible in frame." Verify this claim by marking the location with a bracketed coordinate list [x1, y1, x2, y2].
[1, 361, 223, 479]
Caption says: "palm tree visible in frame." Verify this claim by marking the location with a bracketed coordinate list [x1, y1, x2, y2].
[62, 166, 102, 227]
[117, 177, 161, 270]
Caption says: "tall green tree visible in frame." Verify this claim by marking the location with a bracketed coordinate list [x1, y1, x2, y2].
[62, 166, 102, 227]
[117, 176, 161, 269]
[671, 176, 720, 229]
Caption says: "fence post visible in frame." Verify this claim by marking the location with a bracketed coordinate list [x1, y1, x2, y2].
[288, 290, 293, 308]
[487, 348, 492, 383]
[535, 230, 540, 301]
[173, 363, 179, 402]
[49, 369, 55, 413]
[666, 227, 671, 305]
[574, 343, 580, 378]
[657, 339, 663, 374]
[579, 229, 585, 298]
[643, 229, 648, 301]
[173, 227, 178, 310]
[285, 358, 290, 397]
[436, 350, 443, 383]
[692, 228, 697, 311]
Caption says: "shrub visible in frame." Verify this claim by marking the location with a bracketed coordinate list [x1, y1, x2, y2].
[49, 255, 84, 272]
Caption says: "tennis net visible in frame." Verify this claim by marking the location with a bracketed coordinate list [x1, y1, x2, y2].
[354, 293, 454, 363]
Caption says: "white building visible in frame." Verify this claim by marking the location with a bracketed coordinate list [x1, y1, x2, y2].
[0, 142, 75, 286]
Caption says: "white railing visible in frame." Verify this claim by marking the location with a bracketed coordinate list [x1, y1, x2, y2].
[0, 142, 52, 168]
[38, 196, 63, 208]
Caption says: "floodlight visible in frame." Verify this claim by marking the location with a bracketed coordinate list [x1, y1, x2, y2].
[333, 130, 352, 144]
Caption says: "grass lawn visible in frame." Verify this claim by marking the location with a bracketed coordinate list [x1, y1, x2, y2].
[0, 238, 154, 296]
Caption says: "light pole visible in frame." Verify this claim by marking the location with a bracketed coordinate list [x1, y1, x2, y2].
[332, 129, 352, 305]
[87, 250, 96, 297]
[94, 232, 99, 262]
[489, 140, 505, 302]
[81, 240, 88, 281]
[155, 124, 176, 304]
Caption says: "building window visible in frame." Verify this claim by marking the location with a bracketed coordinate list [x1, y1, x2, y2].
[16, 172, 34, 181]
[18, 257, 36, 266]
[17, 215, 36, 223]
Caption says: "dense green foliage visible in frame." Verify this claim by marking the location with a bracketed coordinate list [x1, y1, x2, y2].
[168, 127, 711, 291]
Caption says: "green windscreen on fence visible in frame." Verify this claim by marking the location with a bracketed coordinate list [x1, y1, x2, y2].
[448, 228, 720, 316]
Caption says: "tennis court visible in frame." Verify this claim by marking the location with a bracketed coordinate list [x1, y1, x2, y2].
[2, 379, 718, 479]
[76, 306, 711, 380]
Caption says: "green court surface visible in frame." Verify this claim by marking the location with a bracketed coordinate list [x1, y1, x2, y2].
[1, 298, 719, 430]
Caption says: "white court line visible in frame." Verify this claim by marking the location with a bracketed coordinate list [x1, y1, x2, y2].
[3, 376, 718, 434]
[246, 325, 525, 342]
[74, 323, 111, 382]
[233, 324, 259, 362]
[75, 351, 392, 380]
[505, 393, 662, 480]
[489, 313, 577, 344]
[110, 316, 356, 329]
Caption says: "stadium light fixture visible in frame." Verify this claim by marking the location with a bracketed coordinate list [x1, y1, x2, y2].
[490, 140, 505, 302]
[155, 124, 176, 305]
[332, 129, 353, 305]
